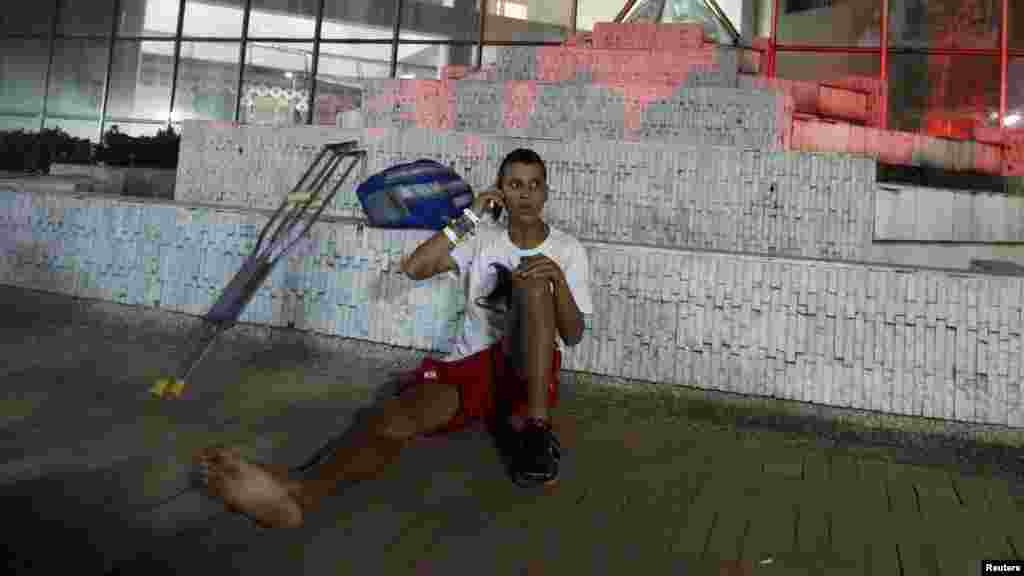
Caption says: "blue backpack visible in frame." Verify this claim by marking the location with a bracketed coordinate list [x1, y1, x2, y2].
[356, 159, 475, 230]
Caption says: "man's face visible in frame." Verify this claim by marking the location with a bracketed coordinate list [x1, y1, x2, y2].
[499, 162, 547, 223]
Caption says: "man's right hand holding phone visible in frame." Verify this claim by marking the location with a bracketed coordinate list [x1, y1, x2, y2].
[472, 186, 506, 222]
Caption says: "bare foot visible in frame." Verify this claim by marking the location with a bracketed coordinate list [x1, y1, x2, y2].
[195, 446, 305, 529]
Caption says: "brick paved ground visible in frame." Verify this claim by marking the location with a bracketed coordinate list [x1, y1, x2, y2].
[1, 286, 1021, 575]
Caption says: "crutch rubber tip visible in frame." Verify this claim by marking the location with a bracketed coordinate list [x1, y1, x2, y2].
[150, 378, 171, 398]
[168, 379, 187, 398]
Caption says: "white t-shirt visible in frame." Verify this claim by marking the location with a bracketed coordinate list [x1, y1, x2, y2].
[446, 224, 594, 362]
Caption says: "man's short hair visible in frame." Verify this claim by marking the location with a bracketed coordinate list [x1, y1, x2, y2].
[497, 148, 547, 183]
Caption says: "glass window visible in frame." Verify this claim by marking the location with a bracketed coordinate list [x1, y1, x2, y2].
[0, 39, 50, 116]
[0, 2, 57, 35]
[1013, 2, 1024, 50]
[314, 46, 390, 127]
[46, 39, 109, 120]
[0, 116, 42, 132]
[317, 42, 393, 79]
[400, 0, 480, 43]
[576, 0, 625, 32]
[777, 0, 882, 46]
[241, 42, 313, 125]
[662, 0, 734, 44]
[118, 0, 180, 38]
[775, 52, 881, 83]
[43, 117, 99, 141]
[248, 0, 318, 39]
[1008, 58, 1024, 128]
[716, 0, 742, 35]
[182, 0, 244, 38]
[172, 41, 240, 122]
[395, 43, 471, 79]
[622, 0, 663, 23]
[890, 0, 999, 50]
[58, 0, 115, 36]
[483, 0, 572, 42]
[887, 53, 999, 136]
[101, 121, 169, 138]
[321, 0, 396, 39]
[107, 40, 174, 122]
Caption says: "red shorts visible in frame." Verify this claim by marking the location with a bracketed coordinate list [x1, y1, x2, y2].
[408, 340, 561, 437]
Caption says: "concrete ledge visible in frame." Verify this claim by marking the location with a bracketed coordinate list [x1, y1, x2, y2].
[875, 183, 1024, 243]
[49, 163, 176, 199]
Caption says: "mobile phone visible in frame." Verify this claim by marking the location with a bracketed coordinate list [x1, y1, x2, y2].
[491, 186, 504, 221]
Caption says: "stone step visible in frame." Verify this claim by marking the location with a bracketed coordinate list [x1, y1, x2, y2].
[325, 77, 778, 148]
[172, 124, 874, 261]
[476, 44, 740, 87]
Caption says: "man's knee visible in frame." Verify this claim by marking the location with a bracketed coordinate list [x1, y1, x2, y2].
[511, 274, 551, 293]
[510, 276, 555, 311]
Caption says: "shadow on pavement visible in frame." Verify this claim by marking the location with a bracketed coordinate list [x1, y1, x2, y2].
[1, 469, 158, 576]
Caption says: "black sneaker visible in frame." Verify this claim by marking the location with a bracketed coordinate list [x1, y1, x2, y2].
[511, 417, 561, 488]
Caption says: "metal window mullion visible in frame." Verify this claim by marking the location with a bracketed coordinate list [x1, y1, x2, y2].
[390, 0, 404, 78]
[1000, 0, 1009, 132]
[40, 0, 61, 132]
[99, 0, 121, 141]
[307, 0, 326, 126]
[473, 40, 563, 47]
[393, 39, 478, 45]
[769, 0, 779, 76]
[704, 0, 741, 45]
[614, 0, 638, 22]
[234, 0, 254, 124]
[167, 0, 187, 127]
[476, 0, 485, 68]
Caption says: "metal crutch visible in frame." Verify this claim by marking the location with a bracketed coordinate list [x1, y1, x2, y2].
[151, 141, 367, 399]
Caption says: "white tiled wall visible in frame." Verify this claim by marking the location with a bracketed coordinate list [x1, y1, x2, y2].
[875, 183, 1024, 243]
[3, 185, 1023, 428]
[176, 123, 876, 261]
[336, 78, 777, 148]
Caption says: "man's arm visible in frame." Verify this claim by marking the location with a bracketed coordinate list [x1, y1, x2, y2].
[401, 190, 504, 281]
[553, 276, 584, 346]
[400, 230, 458, 281]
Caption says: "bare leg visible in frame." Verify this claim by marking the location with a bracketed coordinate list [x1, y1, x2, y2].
[509, 276, 558, 421]
[301, 378, 459, 500]
[196, 381, 459, 529]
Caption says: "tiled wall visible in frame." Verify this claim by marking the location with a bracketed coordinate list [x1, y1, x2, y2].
[176, 124, 876, 261]
[0, 188, 460, 352]
[333, 78, 780, 148]
[875, 183, 1024, 243]
[3, 186, 1023, 427]
[482, 45, 740, 88]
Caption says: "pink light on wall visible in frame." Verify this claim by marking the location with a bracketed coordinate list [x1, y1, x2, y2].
[880, 0, 889, 130]
[1001, 0, 1009, 132]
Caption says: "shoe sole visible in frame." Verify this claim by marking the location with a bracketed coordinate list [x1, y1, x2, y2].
[513, 471, 560, 488]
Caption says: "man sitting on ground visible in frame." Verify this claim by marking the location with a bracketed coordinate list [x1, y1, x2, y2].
[195, 148, 594, 529]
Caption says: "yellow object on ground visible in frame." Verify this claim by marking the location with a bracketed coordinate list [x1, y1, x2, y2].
[150, 377, 186, 398]
[167, 378, 186, 398]
[149, 378, 171, 397]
